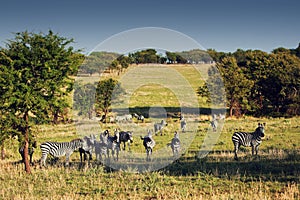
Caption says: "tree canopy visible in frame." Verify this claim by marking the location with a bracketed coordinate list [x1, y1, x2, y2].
[0, 30, 83, 173]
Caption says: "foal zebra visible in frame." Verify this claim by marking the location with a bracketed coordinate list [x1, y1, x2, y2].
[232, 123, 265, 160]
[40, 138, 87, 166]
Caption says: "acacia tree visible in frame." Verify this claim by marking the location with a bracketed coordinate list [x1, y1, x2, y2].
[95, 78, 123, 121]
[0, 31, 83, 173]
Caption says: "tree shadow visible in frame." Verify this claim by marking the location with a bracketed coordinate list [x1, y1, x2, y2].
[161, 151, 300, 183]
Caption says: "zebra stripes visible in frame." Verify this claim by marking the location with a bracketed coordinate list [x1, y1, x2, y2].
[154, 120, 168, 136]
[141, 130, 156, 161]
[40, 138, 86, 166]
[232, 123, 265, 160]
[170, 131, 180, 157]
[180, 115, 187, 133]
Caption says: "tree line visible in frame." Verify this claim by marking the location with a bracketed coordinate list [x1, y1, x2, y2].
[199, 44, 300, 117]
[79, 49, 213, 75]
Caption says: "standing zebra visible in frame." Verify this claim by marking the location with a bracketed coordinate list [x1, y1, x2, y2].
[232, 123, 265, 160]
[180, 115, 187, 133]
[168, 131, 181, 158]
[107, 131, 120, 161]
[79, 134, 96, 164]
[119, 130, 133, 151]
[40, 138, 87, 167]
[154, 120, 168, 136]
[94, 130, 110, 162]
[141, 130, 156, 162]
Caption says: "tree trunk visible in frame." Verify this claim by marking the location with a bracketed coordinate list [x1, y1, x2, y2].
[1, 145, 5, 160]
[23, 112, 31, 174]
[229, 106, 233, 117]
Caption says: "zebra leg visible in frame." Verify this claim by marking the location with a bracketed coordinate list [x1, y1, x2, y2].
[112, 149, 115, 161]
[255, 145, 259, 156]
[116, 148, 119, 161]
[40, 153, 48, 167]
[128, 141, 130, 151]
[233, 144, 239, 161]
[146, 149, 150, 162]
[65, 153, 71, 166]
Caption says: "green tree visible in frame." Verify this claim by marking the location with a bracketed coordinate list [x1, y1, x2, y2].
[217, 57, 253, 117]
[166, 51, 177, 63]
[0, 31, 82, 173]
[95, 78, 123, 122]
[73, 82, 96, 119]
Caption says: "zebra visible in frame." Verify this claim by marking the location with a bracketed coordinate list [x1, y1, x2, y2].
[141, 130, 156, 162]
[210, 120, 218, 132]
[94, 130, 110, 161]
[79, 134, 96, 163]
[115, 114, 132, 123]
[118, 130, 133, 151]
[19, 141, 37, 164]
[133, 113, 145, 123]
[107, 131, 120, 161]
[180, 115, 187, 133]
[40, 138, 87, 167]
[168, 131, 181, 158]
[154, 119, 168, 136]
[232, 123, 265, 160]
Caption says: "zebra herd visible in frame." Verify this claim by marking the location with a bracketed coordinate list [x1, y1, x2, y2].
[18, 115, 266, 166]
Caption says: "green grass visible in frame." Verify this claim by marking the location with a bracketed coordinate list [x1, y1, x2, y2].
[1, 64, 299, 199]
[1, 117, 299, 199]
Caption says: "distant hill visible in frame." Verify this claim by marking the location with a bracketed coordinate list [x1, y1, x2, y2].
[79, 51, 120, 75]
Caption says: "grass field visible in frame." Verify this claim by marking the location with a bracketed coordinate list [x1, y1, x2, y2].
[1, 64, 299, 199]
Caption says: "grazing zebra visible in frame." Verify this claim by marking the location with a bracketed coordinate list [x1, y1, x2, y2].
[79, 134, 96, 163]
[19, 141, 37, 164]
[118, 130, 133, 151]
[115, 114, 132, 123]
[40, 138, 87, 167]
[133, 113, 145, 123]
[232, 123, 265, 160]
[141, 130, 156, 162]
[180, 115, 187, 133]
[154, 120, 168, 136]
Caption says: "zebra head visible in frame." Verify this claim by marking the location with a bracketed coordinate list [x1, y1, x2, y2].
[174, 131, 179, 139]
[161, 119, 168, 126]
[255, 123, 265, 137]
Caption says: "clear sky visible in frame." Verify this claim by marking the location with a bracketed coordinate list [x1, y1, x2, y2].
[0, 0, 299, 54]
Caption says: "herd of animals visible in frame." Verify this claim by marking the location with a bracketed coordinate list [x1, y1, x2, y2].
[18, 113, 266, 167]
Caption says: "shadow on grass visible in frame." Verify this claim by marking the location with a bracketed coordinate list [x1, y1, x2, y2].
[162, 150, 300, 183]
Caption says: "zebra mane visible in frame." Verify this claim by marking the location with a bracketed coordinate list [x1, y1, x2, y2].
[70, 138, 83, 143]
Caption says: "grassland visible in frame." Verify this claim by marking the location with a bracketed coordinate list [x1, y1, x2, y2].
[1, 64, 299, 199]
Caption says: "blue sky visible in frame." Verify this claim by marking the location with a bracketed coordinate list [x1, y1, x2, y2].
[0, 0, 299, 54]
